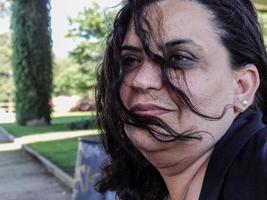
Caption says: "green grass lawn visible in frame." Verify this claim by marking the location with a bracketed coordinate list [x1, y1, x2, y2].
[0, 112, 99, 177]
[30, 138, 79, 176]
[29, 134, 99, 177]
[1, 112, 96, 137]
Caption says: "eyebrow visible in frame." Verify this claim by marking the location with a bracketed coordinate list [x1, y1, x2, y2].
[121, 38, 203, 53]
[161, 38, 204, 51]
[121, 45, 142, 52]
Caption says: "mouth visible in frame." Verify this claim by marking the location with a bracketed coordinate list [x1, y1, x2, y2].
[130, 103, 174, 117]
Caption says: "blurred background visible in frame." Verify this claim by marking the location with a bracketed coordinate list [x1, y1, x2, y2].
[0, 0, 121, 121]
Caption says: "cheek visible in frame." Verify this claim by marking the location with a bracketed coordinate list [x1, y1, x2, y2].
[120, 71, 139, 108]
[206, 83, 233, 108]
[184, 71, 235, 112]
[120, 83, 131, 108]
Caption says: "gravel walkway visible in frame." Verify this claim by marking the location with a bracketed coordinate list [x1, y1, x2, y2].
[0, 150, 72, 200]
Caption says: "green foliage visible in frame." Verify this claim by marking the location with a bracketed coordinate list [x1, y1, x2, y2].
[68, 4, 116, 63]
[258, 11, 267, 45]
[0, 32, 14, 102]
[66, 2, 116, 64]
[68, 118, 96, 130]
[67, 3, 108, 65]
[67, 2, 109, 40]
[11, 0, 53, 125]
[54, 2, 117, 98]
[61, 3, 115, 94]
[53, 58, 97, 97]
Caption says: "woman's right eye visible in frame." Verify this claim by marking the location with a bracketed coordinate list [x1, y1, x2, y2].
[121, 55, 143, 68]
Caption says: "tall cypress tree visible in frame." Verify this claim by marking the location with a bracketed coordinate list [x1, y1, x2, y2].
[11, 0, 52, 125]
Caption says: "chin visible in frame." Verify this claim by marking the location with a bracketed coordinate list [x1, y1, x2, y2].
[125, 126, 169, 152]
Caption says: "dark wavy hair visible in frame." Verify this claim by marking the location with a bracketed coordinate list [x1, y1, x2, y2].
[95, 0, 267, 199]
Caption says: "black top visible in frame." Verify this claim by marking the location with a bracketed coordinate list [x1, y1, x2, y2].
[199, 108, 267, 200]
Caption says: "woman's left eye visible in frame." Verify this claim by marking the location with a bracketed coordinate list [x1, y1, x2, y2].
[167, 51, 196, 69]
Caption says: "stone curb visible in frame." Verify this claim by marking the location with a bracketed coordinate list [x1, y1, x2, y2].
[22, 145, 74, 189]
[0, 126, 15, 143]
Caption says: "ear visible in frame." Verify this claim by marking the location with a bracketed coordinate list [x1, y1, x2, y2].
[233, 64, 260, 113]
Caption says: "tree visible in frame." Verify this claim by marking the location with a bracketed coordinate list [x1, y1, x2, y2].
[61, 3, 117, 97]
[53, 58, 96, 97]
[67, 2, 115, 64]
[258, 11, 267, 44]
[11, 0, 53, 125]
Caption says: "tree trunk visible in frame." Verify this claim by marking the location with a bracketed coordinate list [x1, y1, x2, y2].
[11, 0, 52, 125]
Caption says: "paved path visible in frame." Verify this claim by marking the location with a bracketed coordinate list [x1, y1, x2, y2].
[0, 150, 72, 200]
[0, 127, 14, 143]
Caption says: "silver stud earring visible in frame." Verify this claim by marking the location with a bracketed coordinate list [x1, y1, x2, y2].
[241, 100, 248, 107]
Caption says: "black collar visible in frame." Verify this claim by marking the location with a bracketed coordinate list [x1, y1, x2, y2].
[199, 108, 266, 200]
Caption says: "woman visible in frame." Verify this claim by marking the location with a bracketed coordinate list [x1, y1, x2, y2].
[95, 0, 267, 199]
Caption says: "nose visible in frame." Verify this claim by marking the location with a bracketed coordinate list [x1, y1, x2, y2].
[130, 60, 163, 91]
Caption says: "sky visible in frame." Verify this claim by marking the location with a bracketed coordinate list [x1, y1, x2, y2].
[0, 0, 121, 58]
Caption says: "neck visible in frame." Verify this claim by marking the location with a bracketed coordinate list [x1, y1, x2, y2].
[159, 149, 212, 200]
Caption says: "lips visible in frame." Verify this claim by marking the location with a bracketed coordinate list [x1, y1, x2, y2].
[130, 103, 174, 117]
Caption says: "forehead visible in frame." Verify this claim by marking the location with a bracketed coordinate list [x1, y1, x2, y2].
[123, 0, 220, 48]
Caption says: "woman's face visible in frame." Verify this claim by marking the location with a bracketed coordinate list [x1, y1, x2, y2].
[120, 0, 238, 171]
